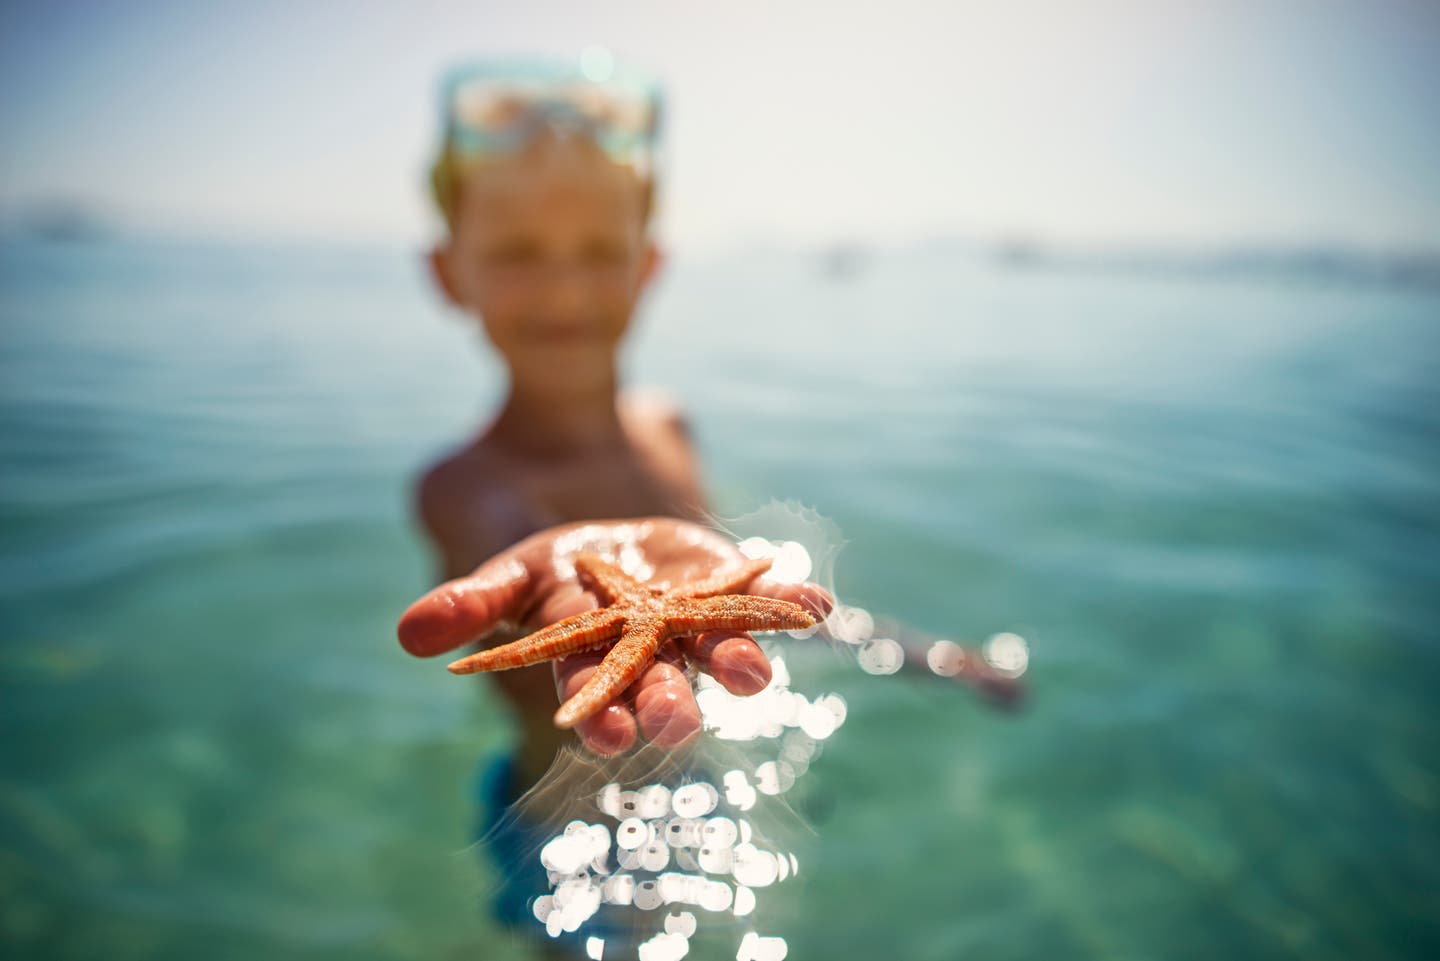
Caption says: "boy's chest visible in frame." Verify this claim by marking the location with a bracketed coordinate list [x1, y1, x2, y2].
[521, 451, 687, 521]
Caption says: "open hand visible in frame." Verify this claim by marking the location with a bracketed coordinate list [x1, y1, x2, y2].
[397, 518, 833, 755]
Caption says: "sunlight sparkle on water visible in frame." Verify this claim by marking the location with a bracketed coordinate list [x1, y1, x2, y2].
[825, 604, 875, 645]
[637, 931, 689, 961]
[517, 529, 980, 957]
[736, 537, 813, 584]
[507, 514, 1039, 957]
[925, 639, 965, 676]
[737, 932, 789, 961]
[983, 632, 1030, 677]
[671, 782, 719, 818]
[695, 655, 847, 745]
[528, 763, 815, 955]
[857, 637, 904, 675]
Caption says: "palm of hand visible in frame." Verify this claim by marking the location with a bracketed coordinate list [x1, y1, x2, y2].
[399, 518, 832, 755]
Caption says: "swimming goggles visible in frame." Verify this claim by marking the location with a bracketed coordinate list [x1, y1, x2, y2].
[438, 58, 663, 169]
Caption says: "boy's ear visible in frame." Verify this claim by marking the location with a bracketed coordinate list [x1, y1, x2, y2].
[428, 243, 463, 308]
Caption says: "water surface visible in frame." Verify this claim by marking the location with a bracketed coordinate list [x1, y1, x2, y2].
[1, 237, 1436, 959]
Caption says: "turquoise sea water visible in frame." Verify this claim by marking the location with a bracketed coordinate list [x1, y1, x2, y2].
[1, 237, 1437, 959]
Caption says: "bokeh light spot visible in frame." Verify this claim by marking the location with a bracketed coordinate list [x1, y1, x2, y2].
[983, 632, 1030, 677]
[858, 637, 904, 675]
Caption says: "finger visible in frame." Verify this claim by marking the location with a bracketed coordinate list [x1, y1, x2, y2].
[678, 631, 771, 696]
[744, 577, 835, 621]
[557, 654, 637, 756]
[397, 556, 531, 657]
[630, 661, 703, 749]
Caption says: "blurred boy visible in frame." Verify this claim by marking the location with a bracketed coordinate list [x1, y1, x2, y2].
[398, 56, 1016, 953]
[416, 63, 697, 775]
[399, 61, 831, 951]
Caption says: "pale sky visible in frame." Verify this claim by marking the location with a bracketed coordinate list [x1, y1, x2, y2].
[1, 0, 1437, 252]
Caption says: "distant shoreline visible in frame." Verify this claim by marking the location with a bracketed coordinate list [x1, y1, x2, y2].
[4, 223, 1438, 292]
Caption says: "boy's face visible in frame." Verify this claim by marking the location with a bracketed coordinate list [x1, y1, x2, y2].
[432, 144, 660, 389]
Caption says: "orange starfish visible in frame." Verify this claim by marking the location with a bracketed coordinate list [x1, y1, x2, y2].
[446, 552, 816, 729]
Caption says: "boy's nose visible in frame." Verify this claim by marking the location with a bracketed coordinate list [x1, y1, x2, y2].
[540, 264, 594, 315]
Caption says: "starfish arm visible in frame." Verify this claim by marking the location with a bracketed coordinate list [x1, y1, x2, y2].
[574, 553, 651, 605]
[673, 595, 816, 634]
[446, 608, 625, 674]
[553, 618, 666, 729]
[668, 557, 774, 599]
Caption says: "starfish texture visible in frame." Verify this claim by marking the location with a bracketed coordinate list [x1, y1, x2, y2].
[446, 553, 816, 729]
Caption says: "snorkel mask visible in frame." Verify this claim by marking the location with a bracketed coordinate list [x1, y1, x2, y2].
[430, 56, 663, 224]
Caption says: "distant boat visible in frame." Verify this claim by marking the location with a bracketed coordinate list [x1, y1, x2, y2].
[819, 243, 867, 280]
[987, 237, 1047, 268]
[14, 203, 112, 243]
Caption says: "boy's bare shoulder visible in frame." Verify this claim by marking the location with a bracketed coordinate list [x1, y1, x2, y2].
[620, 387, 707, 515]
[620, 386, 693, 440]
[417, 442, 486, 514]
[414, 441, 534, 567]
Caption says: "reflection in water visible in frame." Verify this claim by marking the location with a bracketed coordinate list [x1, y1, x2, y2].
[737, 531, 1029, 685]
[515, 522, 1027, 958]
[521, 646, 841, 958]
